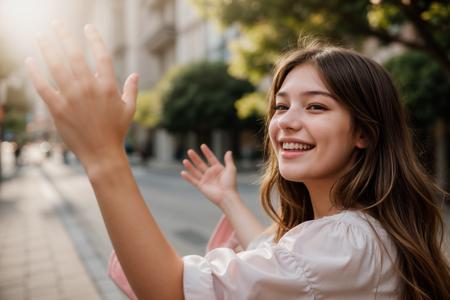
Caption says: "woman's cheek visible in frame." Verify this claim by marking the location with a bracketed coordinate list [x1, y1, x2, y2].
[268, 118, 278, 149]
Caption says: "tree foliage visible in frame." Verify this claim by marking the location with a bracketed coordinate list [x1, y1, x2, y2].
[160, 61, 254, 133]
[0, 33, 23, 141]
[235, 91, 266, 120]
[384, 50, 450, 125]
[134, 90, 162, 128]
[234, 91, 267, 131]
[4, 86, 31, 140]
[133, 67, 180, 129]
[192, 0, 450, 80]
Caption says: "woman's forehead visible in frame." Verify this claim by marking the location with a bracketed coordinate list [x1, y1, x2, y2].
[275, 64, 336, 103]
[278, 64, 330, 96]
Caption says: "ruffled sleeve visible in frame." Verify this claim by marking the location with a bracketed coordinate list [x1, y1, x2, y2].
[183, 211, 395, 300]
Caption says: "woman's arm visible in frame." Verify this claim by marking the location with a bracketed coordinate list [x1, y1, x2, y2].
[27, 22, 183, 299]
[218, 191, 266, 249]
[87, 150, 184, 299]
[181, 145, 265, 249]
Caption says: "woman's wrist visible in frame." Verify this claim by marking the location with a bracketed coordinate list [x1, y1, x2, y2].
[219, 191, 244, 216]
[83, 148, 129, 182]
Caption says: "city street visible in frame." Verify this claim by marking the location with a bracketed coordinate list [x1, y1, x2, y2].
[1, 142, 449, 299]
[42, 147, 266, 259]
[0, 142, 265, 299]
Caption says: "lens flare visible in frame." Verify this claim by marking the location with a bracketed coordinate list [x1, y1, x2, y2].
[0, 0, 60, 57]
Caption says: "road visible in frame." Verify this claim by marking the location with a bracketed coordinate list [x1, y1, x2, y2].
[39, 147, 266, 263]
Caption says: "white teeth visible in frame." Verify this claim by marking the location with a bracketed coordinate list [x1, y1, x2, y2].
[282, 142, 314, 150]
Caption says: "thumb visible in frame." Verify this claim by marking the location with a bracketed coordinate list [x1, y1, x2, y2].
[122, 73, 139, 112]
[224, 151, 236, 170]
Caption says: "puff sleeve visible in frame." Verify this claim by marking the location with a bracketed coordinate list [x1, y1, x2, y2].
[183, 211, 397, 300]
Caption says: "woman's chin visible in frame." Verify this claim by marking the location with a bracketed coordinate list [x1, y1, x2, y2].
[279, 170, 306, 183]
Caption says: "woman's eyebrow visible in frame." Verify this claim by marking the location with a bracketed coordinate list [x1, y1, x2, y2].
[276, 90, 335, 99]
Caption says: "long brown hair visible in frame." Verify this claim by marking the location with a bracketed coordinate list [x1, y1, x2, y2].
[260, 42, 450, 299]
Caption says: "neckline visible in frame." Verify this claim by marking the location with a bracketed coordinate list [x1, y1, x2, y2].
[300, 209, 370, 227]
[284, 210, 365, 235]
[311, 209, 351, 222]
[313, 209, 348, 221]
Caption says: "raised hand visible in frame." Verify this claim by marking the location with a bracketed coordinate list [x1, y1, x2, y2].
[181, 144, 238, 208]
[181, 144, 265, 247]
[26, 21, 138, 170]
[26, 23, 187, 300]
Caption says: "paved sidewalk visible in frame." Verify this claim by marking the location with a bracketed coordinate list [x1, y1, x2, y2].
[0, 161, 125, 300]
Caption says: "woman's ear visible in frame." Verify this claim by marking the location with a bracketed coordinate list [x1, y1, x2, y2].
[355, 129, 368, 149]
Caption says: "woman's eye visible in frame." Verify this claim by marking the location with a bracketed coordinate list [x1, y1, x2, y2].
[273, 104, 288, 111]
[307, 104, 327, 111]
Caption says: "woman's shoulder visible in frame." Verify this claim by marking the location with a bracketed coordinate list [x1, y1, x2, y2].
[289, 209, 387, 235]
[279, 210, 395, 255]
[267, 210, 400, 297]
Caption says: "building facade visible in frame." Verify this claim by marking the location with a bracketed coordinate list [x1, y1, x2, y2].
[109, 0, 235, 164]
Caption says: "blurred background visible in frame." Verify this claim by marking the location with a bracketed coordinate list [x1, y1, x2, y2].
[0, 0, 448, 299]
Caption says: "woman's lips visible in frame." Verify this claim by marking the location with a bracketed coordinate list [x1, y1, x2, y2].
[279, 147, 315, 158]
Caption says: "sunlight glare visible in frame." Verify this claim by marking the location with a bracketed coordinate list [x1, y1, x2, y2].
[0, 0, 58, 54]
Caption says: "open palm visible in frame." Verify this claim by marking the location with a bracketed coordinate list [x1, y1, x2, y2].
[181, 144, 237, 207]
[26, 22, 138, 169]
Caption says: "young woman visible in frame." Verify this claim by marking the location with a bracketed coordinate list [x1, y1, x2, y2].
[27, 22, 450, 299]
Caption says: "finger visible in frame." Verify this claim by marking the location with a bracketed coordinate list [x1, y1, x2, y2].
[182, 159, 202, 180]
[37, 32, 75, 94]
[224, 151, 236, 170]
[122, 73, 139, 113]
[84, 24, 115, 79]
[51, 20, 94, 82]
[200, 144, 220, 166]
[187, 149, 208, 172]
[25, 57, 60, 109]
[180, 170, 199, 188]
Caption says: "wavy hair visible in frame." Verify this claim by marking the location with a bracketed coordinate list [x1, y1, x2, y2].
[260, 42, 450, 299]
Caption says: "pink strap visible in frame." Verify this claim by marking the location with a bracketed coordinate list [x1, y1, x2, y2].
[107, 214, 240, 299]
[107, 252, 138, 300]
[206, 214, 240, 252]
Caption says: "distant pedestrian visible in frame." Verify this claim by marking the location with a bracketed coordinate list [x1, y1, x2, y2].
[14, 142, 23, 167]
[26, 22, 450, 299]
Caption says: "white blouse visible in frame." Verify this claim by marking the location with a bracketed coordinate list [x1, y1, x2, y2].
[183, 210, 400, 299]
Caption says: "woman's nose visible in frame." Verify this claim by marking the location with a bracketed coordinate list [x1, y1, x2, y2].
[277, 107, 303, 131]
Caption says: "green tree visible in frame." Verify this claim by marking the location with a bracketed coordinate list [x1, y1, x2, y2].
[192, 0, 450, 80]
[0, 32, 24, 138]
[384, 51, 449, 125]
[160, 61, 254, 133]
[134, 90, 162, 129]
[235, 91, 266, 120]
[4, 86, 31, 141]
[133, 67, 180, 129]
[385, 51, 449, 188]
[234, 91, 266, 130]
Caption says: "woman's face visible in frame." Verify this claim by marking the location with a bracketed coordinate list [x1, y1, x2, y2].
[269, 63, 365, 183]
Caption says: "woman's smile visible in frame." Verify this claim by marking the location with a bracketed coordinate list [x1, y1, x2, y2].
[279, 139, 316, 158]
